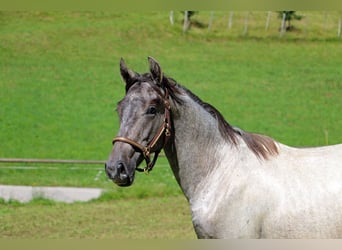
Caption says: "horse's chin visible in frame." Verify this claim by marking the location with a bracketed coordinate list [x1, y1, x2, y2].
[112, 172, 135, 187]
[113, 178, 133, 187]
[115, 181, 133, 187]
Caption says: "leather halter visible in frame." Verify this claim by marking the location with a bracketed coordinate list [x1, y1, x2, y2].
[112, 89, 171, 173]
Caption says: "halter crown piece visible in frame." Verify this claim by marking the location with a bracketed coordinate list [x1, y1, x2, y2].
[112, 89, 171, 173]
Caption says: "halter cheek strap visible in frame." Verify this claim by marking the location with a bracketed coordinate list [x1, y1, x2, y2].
[112, 90, 171, 173]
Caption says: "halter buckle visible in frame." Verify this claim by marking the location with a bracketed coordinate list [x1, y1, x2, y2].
[165, 124, 171, 137]
[164, 100, 171, 110]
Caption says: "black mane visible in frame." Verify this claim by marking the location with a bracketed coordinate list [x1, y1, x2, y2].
[162, 76, 279, 160]
[160, 75, 238, 144]
[128, 71, 279, 160]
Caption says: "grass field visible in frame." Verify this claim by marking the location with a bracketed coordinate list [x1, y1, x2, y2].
[0, 11, 342, 239]
[0, 196, 196, 239]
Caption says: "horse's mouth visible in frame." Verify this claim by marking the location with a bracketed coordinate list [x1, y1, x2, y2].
[105, 159, 136, 187]
[112, 174, 133, 187]
[108, 171, 134, 187]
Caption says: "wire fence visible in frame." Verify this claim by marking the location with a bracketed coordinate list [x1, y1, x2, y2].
[0, 157, 168, 170]
[172, 11, 342, 40]
[0, 159, 101, 170]
[0, 158, 105, 171]
[0, 158, 104, 165]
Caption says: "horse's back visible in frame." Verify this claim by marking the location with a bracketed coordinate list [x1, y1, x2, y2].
[277, 143, 342, 176]
[262, 143, 342, 238]
[190, 142, 342, 238]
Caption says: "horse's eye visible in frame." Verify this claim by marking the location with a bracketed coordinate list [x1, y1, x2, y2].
[146, 106, 157, 115]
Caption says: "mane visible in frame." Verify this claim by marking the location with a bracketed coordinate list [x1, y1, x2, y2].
[131, 72, 279, 160]
[162, 75, 279, 160]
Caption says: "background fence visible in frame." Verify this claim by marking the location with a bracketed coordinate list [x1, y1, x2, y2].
[0, 158, 104, 165]
[170, 11, 342, 39]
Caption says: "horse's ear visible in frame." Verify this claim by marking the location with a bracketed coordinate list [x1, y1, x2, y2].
[148, 56, 163, 85]
[120, 58, 137, 92]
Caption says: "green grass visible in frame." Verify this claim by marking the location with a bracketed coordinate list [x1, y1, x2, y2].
[0, 196, 196, 239]
[0, 11, 342, 239]
[0, 158, 182, 199]
[1, 11, 342, 161]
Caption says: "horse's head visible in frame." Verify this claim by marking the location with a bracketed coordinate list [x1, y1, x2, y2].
[105, 57, 172, 186]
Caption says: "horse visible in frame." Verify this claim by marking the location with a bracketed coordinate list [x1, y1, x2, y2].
[105, 57, 342, 238]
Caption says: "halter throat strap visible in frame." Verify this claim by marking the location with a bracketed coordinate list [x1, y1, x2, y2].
[112, 89, 171, 173]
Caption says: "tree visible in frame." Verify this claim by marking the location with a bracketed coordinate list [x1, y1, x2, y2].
[277, 11, 303, 31]
[181, 11, 199, 33]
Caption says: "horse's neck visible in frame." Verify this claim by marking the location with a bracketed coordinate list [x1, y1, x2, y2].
[164, 95, 235, 200]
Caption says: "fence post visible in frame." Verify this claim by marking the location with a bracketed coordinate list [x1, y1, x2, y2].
[304, 13, 309, 37]
[228, 11, 234, 30]
[243, 11, 249, 36]
[208, 11, 214, 32]
[265, 11, 271, 31]
[183, 11, 190, 33]
[280, 12, 286, 37]
[169, 11, 174, 25]
[322, 12, 328, 31]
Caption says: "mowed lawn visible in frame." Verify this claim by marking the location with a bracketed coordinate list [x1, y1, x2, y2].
[0, 196, 196, 239]
[0, 11, 342, 239]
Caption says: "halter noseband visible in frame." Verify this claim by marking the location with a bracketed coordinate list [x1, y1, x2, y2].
[112, 89, 171, 173]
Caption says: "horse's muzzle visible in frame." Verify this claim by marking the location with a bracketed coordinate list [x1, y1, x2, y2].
[105, 160, 133, 187]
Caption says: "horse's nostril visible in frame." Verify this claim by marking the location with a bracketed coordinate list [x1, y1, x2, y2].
[116, 162, 125, 173]
[116, 162, 129, 181]
[105, 159, 132, 186]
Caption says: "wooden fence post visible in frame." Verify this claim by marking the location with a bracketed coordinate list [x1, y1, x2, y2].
[228, 11, 234, 30]
[183, 11, 190, 33]
[265, 11, 271, 31]
[169, 11, 174, 25]
[280, 12, 286, 37]
[243, 11, 249, 35]
[208, 11, 214, 32]
[338, 16, 342, 38]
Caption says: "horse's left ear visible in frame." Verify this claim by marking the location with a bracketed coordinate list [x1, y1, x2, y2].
[148, 56, 163, 85]
[120, 58, 138, 92]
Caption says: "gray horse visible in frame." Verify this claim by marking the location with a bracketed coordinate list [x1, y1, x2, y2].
[105, 57, 342, 238]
